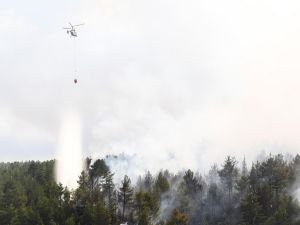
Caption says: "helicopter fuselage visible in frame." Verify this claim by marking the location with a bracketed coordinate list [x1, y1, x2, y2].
[64, 23, 83, 38]
[67, 29, 77, 37]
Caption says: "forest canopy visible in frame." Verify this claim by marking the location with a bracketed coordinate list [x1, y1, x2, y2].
[0, 153, 300, 225]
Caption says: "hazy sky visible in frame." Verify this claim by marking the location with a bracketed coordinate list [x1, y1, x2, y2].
[1, 0, 300, 175]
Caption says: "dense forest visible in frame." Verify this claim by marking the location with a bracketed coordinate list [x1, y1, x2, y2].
[0, 154, 300, 225]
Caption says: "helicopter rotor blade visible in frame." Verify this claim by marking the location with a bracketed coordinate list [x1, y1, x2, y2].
[73, 23, 84, 27]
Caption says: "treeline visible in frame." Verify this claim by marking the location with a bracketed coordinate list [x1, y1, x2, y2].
[0, 154, 300, 225]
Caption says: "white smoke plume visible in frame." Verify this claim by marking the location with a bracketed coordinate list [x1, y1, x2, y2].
[2, 0, 300, 200]
[56, 110, 83, 189]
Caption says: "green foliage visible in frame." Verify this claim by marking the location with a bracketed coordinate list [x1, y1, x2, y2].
[240, 193, 265, 224]
[182, 169, 202, 197]
[119, 175, 133, 222]
[218, 156, 238, 202]
[0, 154, 299, 225]
[134, 191, 159, 225]
[154, 171, 170, 195]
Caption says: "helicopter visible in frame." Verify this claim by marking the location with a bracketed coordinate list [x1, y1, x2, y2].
[63, 23, 84, 37]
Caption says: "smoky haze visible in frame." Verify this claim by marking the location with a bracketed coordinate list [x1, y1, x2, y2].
[1, 0, 300, 185]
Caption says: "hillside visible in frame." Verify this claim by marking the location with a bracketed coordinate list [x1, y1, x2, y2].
[0, 154, 300, 225]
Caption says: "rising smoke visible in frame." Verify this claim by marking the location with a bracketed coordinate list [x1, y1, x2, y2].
[2, 0, 300, 199]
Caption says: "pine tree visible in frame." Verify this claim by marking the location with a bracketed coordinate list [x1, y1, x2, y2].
[103, 170, 117, 225]
[89, 159, 109, 192]
[154, 171, 170, 195]
[242, 156, 248, 177]
[144, 171, 153, 193]
[218, 156, 238, 203]
[240, 193, 265, 225]
[119, 175, 133, 222]
[134, 192, 159, 225]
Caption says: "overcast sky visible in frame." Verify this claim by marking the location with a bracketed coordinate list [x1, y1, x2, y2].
[1, 0, 300, 175]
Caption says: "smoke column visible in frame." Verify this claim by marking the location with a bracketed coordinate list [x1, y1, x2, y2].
[56, 110, 83, 189]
